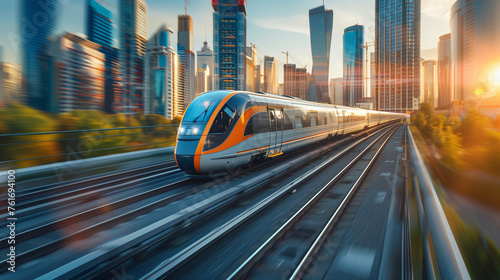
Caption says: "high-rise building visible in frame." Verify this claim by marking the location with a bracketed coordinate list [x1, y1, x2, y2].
[0, 62, 23, 105]
[196, 65, 210, 95]
[438, 34, 452, 108]
[212, 0, 247, 90]
[343, 25, 364, 107]
[145, 24, 181, 120]
[119, 0, 147, 114]
[87, 0, 121, 113]
[420, 57, 425, 104]
[331, 77, 344, 105]
[47, 33, 106, 113]
[21, 0, 59, 111]
[264, 56, 279, 94]
[178, 14, 196, 107]
[450, 0, 500, 106]
[422, 60, 438, 107]
[284, 64, 308, 99]
[197, 41, 213, 92]
[375, 0, 421, 112]
[307, 5, 333, 103]
[245, 46, 257, 92]
[254, 65, 262, 92]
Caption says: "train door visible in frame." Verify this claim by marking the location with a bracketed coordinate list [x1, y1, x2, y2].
[268, 107, 284, 157]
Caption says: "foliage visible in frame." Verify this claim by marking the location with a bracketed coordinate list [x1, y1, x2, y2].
[0, 103, 179, 169]
[443, 204, 500, 279]
[412, 105, 500, 176]
[456, 110, 491, 147]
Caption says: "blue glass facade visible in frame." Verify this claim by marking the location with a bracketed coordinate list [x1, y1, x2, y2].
[87, 0, 121, 113]
[212, 0, 247, 91]
[307, 5, 333, 103]
[343, 25, 364, 107]
[21, 0, 58, 111]
[375, 0, 420, 112]
[145, 25, 181, 119]
[119, 0, 147, 114]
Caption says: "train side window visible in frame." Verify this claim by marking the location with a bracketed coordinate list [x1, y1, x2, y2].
[310, 112, 318, 127]
[303, 114, 311, 127]
[294, 116, 303, 128]
[283, 111, 294, 130]
[244, 112, 271, 136]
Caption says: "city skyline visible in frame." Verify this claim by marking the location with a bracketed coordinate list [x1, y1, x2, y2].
[0, 0, 454, 83]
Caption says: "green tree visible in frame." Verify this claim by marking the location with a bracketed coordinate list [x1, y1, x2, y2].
[457, 110, 491, 147]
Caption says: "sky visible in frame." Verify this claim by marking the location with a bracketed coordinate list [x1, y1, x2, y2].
[0, 0, 455, 83]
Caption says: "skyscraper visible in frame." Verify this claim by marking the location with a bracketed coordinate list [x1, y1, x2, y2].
[331, 77, 344, 105]
[375, 0, 421, 112]
[284, 64, 308, 99]
[264, 56, 279, 94]
[422, 59, 438, 107]
[450, 0, 500, 106]
[197, 41, 213, 92]
[212, 0, 247, 90]
[21, 0, 59, 111]
[438, 34, 452, 108]
[87, 0, 121, 113]
[119, 0, 147, 114]
[47, 33, 106, 113]
[307, 5, 333, 103]
[343, 25, 364, 107]
[178, 14, 196, 107]
[145, 24, 181, 119]
[196, 65, 210, 95]
[0, 62, 23, 105]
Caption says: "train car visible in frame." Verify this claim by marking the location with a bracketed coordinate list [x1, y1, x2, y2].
[175, 90, 407, 175]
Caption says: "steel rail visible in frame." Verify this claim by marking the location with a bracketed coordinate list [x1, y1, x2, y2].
[226, 125, 399, 280]
[13, 161, 177, 206]
[0, 176, 190, 270]
[289, 125, 400, 279]
[142, 124, 399, 280]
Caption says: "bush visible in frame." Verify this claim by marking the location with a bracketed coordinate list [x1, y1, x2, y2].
[0, 103, 179, 169]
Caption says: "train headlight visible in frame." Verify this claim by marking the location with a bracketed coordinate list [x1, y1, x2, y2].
[179, 127, 186, 135]
[192, 127, 199, 135]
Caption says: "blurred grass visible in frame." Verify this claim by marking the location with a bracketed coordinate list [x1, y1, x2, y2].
[0, 103, 180, 169]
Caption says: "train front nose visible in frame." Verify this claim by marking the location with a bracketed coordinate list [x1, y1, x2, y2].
[175, 124, 205, 174]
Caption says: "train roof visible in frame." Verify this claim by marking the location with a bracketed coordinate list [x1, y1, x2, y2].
[197, 90, 408, 116]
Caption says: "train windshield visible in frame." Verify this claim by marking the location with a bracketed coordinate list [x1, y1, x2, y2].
[204, 94, 249, 151]
[183, 92, 225, 123]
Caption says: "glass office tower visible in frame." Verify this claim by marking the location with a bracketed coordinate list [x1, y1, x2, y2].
[145, 24, 181, 119]
[212, 0, 247, 90]
[343, 25, 364, 107]
[21, 0, 59, 111]
[450, 0, 500, 106]
[119, 0, 147, 114]
[307, 5, 333, 103]
[375, 0, 421, 112]
[437, 33, 451, 108]
[87, 0, 121, 113]
[178, 14, 196, 107]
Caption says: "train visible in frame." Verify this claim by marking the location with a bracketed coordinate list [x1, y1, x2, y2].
[174, 90, 408, 175]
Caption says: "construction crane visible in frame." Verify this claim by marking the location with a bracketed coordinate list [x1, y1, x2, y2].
[361, 27, 375, 98]
[184, 0, 191, 14]
[281, 51, 306, 69]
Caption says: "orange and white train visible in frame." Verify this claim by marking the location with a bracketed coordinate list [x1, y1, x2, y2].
[175, 90, 407, 175]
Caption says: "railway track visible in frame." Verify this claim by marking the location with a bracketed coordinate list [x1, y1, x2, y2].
[137, 124, 400, 280]
[2, 123, 401, 279]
